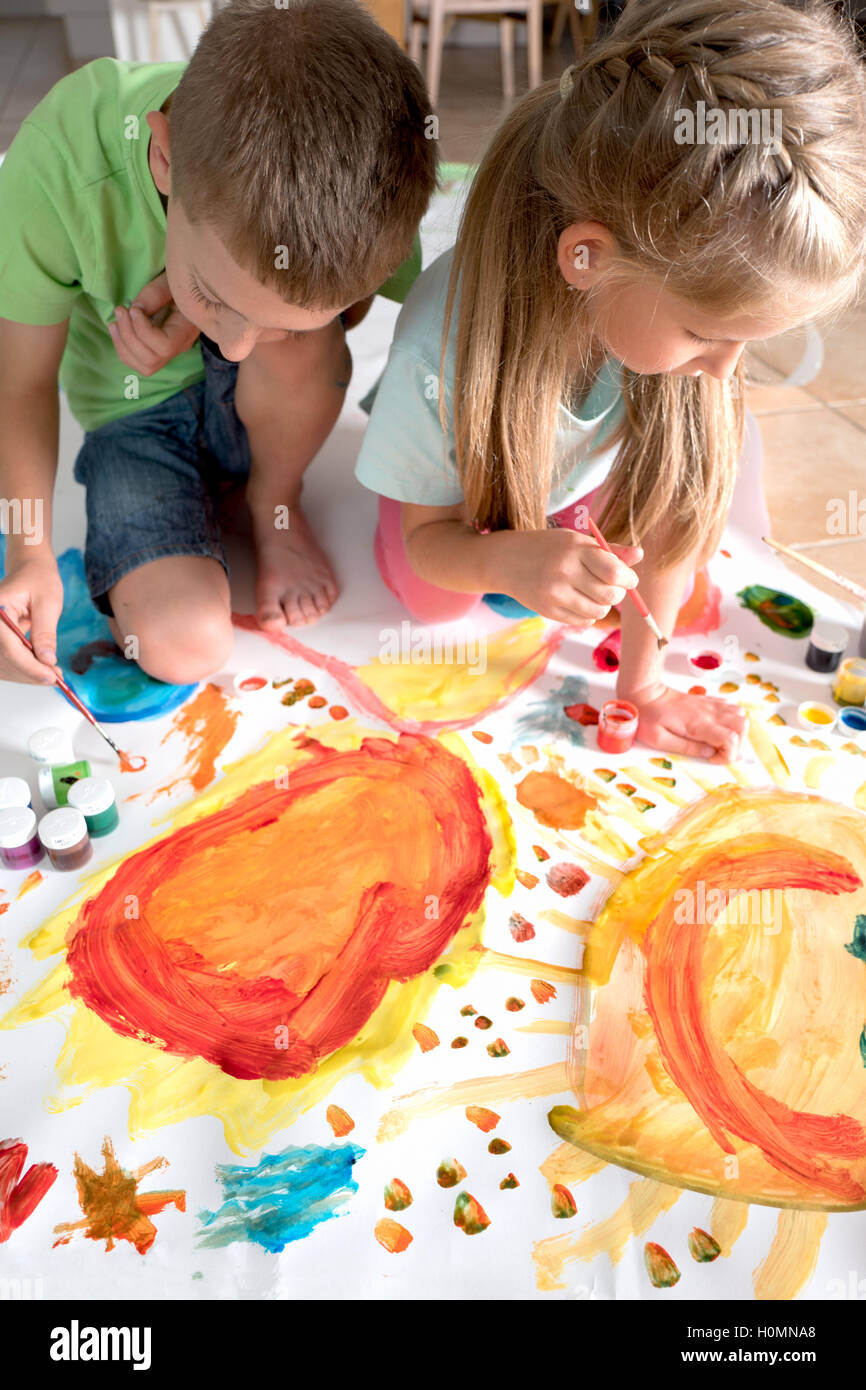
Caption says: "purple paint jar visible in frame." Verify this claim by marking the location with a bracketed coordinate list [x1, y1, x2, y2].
[0, 806, 44, 870]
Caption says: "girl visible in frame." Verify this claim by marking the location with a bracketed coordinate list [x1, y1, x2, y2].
[355, 0, 866, 762]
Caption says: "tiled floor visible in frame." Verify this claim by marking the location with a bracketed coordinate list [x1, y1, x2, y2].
[2, 14, 865, 610]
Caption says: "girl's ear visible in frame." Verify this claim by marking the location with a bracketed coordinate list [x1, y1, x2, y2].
[146, 111, 172, 197]
[557, 222, 617, 290]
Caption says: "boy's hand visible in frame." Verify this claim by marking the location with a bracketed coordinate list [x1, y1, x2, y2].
[622, 680, 747, 762]
[505, 528, 642, 625]
[0, 554, 64, 685]
[108, 271, 199, 377]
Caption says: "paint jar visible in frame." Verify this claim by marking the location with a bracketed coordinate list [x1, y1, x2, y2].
[67, 777, 119, 837]
[805, 622, 848, 674]
[0, 806, 44, 870]
[233, 669, 269, 694]
[796, 700, 837, 733]
[27, 726, 76, 766]
[38, 760, 92, 811]
[833, 658, 866, 708]
[37, 808, 92, 871]
[0, 776, 32, 810]
[597, 699, 639, 754]
[838, 706, 866, 740]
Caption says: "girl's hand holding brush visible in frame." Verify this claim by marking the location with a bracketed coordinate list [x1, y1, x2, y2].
[502, 527, 643, 625]
[0, 553, 64, 684]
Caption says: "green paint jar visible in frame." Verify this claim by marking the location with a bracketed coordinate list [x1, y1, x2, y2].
[66, 776, 119, 836]
[38, 760, 92, 810]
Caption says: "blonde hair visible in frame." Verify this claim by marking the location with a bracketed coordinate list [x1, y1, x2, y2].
[169, 0, 437, 308]
[444, 0, 866, 563]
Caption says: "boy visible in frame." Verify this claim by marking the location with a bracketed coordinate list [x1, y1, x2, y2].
[0, 0, 437, 686]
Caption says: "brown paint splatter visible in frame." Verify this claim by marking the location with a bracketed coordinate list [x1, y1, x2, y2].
[53, 1138, 184, 1254]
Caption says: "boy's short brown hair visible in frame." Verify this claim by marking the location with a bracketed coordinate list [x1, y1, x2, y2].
[169, 0, 437, 307]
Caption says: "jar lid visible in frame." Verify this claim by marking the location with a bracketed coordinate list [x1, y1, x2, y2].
[810, 622, 848, 653]
[67, 777, 115, 816]
[0, 806, 37, 848]
[38, 808, 88, 851]
[0, 776, 32, 809]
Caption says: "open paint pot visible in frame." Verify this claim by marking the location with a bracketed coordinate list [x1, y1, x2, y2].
[233, 669, 269, 695]
[687, 649, 723, 675]
[805, 622, 848, 674]
[838, 706, 866, 740]
[597, 699, 639, 754]
[797, 701, 837, 733]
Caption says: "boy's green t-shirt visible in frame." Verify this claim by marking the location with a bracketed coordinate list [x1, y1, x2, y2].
[0, 58, 422, 434]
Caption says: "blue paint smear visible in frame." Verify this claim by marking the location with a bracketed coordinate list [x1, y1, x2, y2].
[197, 1142, 365, 1253]
[0, 536, 195, 722]
[483, 592, 537, 619]
[845, 914, 866, 963]
[511, 673, 591, 748]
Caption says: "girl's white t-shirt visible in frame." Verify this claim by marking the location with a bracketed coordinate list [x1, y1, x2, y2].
[355, 248, 627, 513]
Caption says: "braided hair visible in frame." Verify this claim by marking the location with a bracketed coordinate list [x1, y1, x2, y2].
[443, 0, 866, 560]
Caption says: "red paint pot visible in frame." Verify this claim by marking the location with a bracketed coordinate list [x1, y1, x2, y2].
[597, 699, 639, 754]
[688, 649, 722, 673]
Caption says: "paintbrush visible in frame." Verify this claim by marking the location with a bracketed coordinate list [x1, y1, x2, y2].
[586, 517, 668, 649]
[762, 536, 866, 605]
[0, 604, 135, 766]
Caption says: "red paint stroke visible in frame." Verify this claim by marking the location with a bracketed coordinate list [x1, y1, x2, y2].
[0, 1138, 58, 1242]
[564, 702, 599, 726]
[66, 734, 493, 1081]
[232, 612, 567, 734]
[644, 836, 866, 1203]
[592, 628, 621, 672]
[546, 863, 589, 897]
[509, 912, 536, 942]
[0, 903, 8, 916]
[531, 979, 557, 1004]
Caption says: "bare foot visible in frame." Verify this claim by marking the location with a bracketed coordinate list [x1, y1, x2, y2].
[254, 507, 339, 628]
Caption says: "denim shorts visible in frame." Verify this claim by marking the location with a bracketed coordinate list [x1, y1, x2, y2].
[73, 339, 251, 616]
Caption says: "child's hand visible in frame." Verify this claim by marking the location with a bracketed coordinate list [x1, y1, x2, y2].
[108, 271, 200, 377]
[506, 528, 642, 624]
[0, 555, 64, 685]
[623, 680, 747, 762]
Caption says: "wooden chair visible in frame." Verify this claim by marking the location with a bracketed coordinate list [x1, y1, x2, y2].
[409, 0, 545, 106]
[138, 0, 214, 61]
[551, 0, 598, 55]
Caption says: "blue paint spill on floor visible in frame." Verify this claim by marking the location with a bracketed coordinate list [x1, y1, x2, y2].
[197, 1142, 365, 1253]
[0, 536, 194, 722]
[511, 673, 591, 747]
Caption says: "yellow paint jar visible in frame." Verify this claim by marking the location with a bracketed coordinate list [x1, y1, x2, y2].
[797, 701, 837, 731]
[833, 657, 866, 707]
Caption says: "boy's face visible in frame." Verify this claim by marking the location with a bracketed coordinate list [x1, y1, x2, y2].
[148, 111, 348, 361]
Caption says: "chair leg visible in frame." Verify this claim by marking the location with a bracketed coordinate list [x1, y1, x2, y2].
[426, 0, 445, 108]
[551, 0, 569, 47]
[526, 0, 543, 89]
[148, 4, 160, 61]
[567, 4, 583, 55]
[578, 0, 598, 48]
[499, 16, 515, 100]
[409, 17, 423, 67]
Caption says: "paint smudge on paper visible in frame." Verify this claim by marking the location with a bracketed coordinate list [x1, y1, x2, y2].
[487, 1038, 510, 1057]
[516, 772, 597, 830]
[505, 996, 525, 1011]
[0, 1138, 58, 1242]
[375, 1217, 412, 1253]
[384, 1178, 412, 1211]
[688, 1227, 721, 1262]
[546, 863, 589, 897]
[500, 1173, 519, 1189]
[513, 675, 592, 746]
[509, 912, 535, 942]
[474, 1016, 492, 1030]
[531, 980, 557, 1004]
[15, 871, 41, 900]
[65, 734, 492, 1082]
[551, 1184, 577, 1219]
[845, 915, 866, 962]
[197, 1143, 363, 1252]
[149, 683, 240, 801]
[53, 1138, 183, 1254]
[488, 1138, 511, 1155]
[645, 1242, 681, 1287]
[326, 1106, 354, 1138]
[437, 1159, 467, 1188]
[412, 1024, 439, 1053]
[454, 1192, 490, 1235]
[737, 586, 814, 638]
[466, 1107, 500, 1133]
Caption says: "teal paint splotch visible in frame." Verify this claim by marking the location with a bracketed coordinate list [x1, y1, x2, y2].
[512, 674, 590, 748]
[197, 1143, 365, 1253]
[736, 585, 814, 638]
[861, 1028, 866, 1069]
[0, 537, 193, 722]
[845, 915, 866, 963]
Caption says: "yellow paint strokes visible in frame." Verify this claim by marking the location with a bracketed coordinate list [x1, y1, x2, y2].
[620, 766, 690, 808]
[358, 616, 554, 723]
[803, 754, 834, 790]
[855, 781, 866, 811]
[538, 909, 592, 935]
[540, 1142, 608, 1189]
[440, 732, 515, 897]
[710, 1197, 749, 1257]
[725, 762, 752, 787]
[533, 1178, 681, 1291]
[747, 711, 790, 787]
[516, 1019, 571, 1035]
[753, 1210, 828, 1301]
[376, 1062, 568, 1143]
[3, 721, 512, 1155]
[478, 948, 582, 987]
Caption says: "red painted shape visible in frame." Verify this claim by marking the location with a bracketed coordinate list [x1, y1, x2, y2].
[0, 1139, 58, 1242]
[564, 703, 599, 726]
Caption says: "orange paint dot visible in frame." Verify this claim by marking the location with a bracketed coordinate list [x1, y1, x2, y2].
[515, 869, 539, 890]
[307, 695, 327, 709]
[326, 1105, 354, 1138]
[374, 1217, 413, 1253]
[329, 706, 348, 720]
[471, 730, 493, 744]
[688, 685, 706, 697]
[466, 1106, 499, 1133]
[530, 979, 557, 1005]
[412, 1023, 439, 1053]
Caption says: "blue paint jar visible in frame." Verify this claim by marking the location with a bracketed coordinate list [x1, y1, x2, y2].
[838, 706, 866, 738]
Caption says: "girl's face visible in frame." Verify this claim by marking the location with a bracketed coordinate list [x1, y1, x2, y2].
[559, 223, 813, 379]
